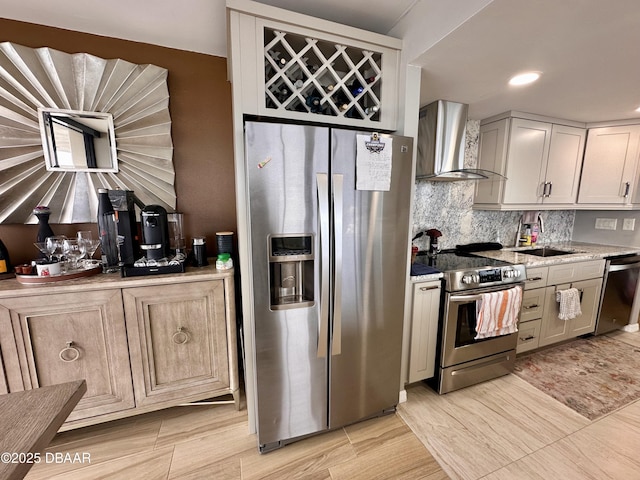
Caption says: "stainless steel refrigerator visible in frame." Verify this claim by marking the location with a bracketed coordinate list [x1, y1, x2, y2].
[245, 121, 413, 452]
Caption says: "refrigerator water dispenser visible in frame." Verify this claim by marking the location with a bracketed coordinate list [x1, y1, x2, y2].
[268, 234, 314, 309]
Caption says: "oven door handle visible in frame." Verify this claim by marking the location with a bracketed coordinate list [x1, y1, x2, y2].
[449, 293, 484, 302]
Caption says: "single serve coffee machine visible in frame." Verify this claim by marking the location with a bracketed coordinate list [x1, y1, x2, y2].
[140, 205, 170, 260]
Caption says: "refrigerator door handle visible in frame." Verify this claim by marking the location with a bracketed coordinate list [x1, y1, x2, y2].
[332, 174, 344, 356]
[317, 173, 330, 358]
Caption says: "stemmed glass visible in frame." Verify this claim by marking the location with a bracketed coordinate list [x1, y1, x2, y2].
[77, 231, 102, 267]
[45, 235, 67, 262]
[80, 239, 101, 261]
[63, 239, 83, 270]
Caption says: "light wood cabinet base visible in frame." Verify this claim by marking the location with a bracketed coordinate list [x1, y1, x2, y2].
[0, 265, 239, 430]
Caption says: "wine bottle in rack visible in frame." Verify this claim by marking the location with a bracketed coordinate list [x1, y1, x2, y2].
[267, 49, 288, 67]
[294, 79, 304, 89]
[305, 89, 322, 113]
[365, 105, 380, 115]
[349, 79, 364, 97]
[277, 86, 290, 102]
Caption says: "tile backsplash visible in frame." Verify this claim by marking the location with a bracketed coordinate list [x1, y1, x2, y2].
[411, 120, 575, 251]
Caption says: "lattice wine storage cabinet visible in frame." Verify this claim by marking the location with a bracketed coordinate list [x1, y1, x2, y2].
[264, 28, 383, 121]
[228, 0, 402, 130]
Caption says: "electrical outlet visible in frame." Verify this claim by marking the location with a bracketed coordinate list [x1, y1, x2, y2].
[623, 218, 636, 231]
[595, 218, 617, 230]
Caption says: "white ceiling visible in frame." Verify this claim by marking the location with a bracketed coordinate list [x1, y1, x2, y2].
[1, 0, 639, 123]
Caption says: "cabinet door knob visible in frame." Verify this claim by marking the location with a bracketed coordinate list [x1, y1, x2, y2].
[172, 326, 190, 345]
[59, 341, 81, 363]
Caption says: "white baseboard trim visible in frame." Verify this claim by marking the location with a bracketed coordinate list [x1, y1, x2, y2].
[399, 389, 407, 404]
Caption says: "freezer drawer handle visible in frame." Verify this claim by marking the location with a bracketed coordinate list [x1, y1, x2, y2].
[316, 173, 330, 358]
[331, 174, 344, 356]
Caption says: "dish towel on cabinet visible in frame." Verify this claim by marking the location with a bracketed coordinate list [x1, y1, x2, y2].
[556, 288, 582, 320]
[475, 285, 523, 339]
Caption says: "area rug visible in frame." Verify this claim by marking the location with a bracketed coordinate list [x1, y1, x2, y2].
[513, 335, 640, 420]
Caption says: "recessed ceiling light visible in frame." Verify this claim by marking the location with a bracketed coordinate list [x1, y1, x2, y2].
[636, 106, 640, 112]
[509, 72, 541, 86]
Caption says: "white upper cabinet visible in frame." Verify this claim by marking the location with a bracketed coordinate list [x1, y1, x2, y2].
[474, 113, 586, 209]
[577, 125, 640, 205]
[227, 0, 401, 130]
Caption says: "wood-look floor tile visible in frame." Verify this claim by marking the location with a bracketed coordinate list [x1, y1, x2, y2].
[155, 402, 247, 449]
[343, 414, 411, 455]
[38, 446, 174, 480]
[606, 330, 640, 348]
[240, 428, 355, 480]
[330, 429, 448, 480]
[168, 422, 254, 479]
[398, 375, 590, 480]
[25, 418, 161, 480]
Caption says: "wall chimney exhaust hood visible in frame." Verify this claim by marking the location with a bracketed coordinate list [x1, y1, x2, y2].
[416, 100, 504, 181]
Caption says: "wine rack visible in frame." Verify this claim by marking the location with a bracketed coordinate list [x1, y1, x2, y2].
[263, 28, 382, 122]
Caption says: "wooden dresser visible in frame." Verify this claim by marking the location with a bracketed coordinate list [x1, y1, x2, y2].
[0, 265, 239, 431]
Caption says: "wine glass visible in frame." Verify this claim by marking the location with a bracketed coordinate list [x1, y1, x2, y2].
[63, 239, 83, 270]
[33, 242, 51, 261]
[45, 235, 66, 262]
[77, 230, 93, 247]
[80, 239, 101, 259]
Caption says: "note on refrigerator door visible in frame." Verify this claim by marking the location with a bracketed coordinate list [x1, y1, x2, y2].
[356, 134, 392, 191]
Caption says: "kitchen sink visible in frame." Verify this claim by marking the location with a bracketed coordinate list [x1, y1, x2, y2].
[519, 247, 575, 257]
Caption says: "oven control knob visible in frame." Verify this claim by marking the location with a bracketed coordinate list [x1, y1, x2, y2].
[503, 268, 521, 279]
[461, 273, 479, 284]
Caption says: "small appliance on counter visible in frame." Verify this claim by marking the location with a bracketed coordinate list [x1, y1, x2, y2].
[108, 189, 141, 266]
[121, 205, 186, 277]
[516, 211, 543, 247]
[140, 205, 170, 260]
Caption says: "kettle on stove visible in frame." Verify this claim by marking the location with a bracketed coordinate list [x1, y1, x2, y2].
[426, 229, 442, 256]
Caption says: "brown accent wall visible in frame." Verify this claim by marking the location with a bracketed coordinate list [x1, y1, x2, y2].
[0, 18, 235, 266]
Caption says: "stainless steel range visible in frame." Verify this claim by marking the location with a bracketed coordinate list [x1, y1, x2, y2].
[419, 251, 526, 394]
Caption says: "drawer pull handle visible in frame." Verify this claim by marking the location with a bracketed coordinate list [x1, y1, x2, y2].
[419, 286, 440, 291]
[526, 276, 543, 282]
[59, 341, 81, 363]
[172, 326, 190, 345]
[523, 304, 539, 309]
[520, 335, 535, 341]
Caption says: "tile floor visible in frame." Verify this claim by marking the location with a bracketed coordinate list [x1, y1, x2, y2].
[398, 330, 640, 480]
[23, 330, 640, 479]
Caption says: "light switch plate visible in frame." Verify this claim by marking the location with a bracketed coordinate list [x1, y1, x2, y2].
[623, 218, 636, 231]
[595, 218, 617, 230]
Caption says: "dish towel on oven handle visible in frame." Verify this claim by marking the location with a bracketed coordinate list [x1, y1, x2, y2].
[556, 287, 582, 320]
[474, 285, 523, 339]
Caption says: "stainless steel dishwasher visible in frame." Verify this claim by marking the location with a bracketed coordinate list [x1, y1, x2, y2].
[595, 254, 640, 335]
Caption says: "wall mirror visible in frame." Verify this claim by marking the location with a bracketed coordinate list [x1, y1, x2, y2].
[39, 108, 118, 173]
[0, 42, 176, 224]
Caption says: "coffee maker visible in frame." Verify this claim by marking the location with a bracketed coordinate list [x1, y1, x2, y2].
[107, 189, 141, 266]
[140, 205, 170, 260]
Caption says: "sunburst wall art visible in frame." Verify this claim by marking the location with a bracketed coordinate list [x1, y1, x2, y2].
[0, 42, 175, 224]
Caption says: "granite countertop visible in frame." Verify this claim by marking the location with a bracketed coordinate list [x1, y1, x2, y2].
[472, 241, 640, 267]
